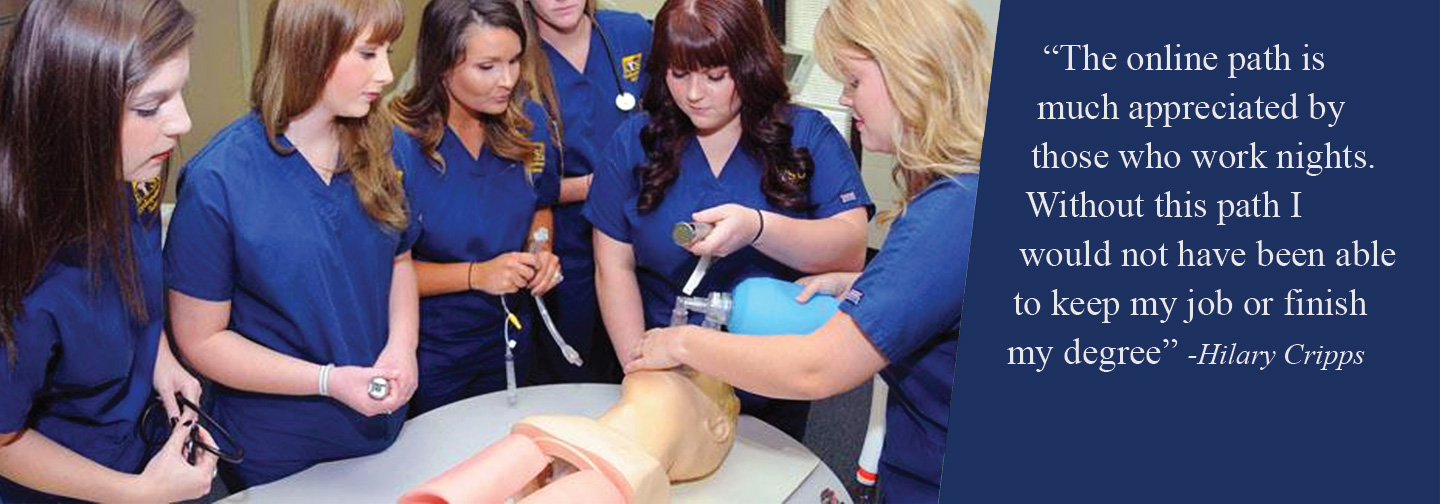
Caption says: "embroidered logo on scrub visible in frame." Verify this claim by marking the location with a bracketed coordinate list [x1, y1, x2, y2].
[622, 53, 643, 83]
[840, 191, 857, 203]
[526, 143, 546, 175]
[131, 177, 163, 215]
[843, 288, 864, 305]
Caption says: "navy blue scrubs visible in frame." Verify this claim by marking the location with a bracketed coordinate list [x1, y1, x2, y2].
[837, 174, 977, 503]
[0, 186, 163, 502]
[163, 113, 412, 489]
[394, 101, 560, 417]
[535, 9, 651, 384]
[584, 106, 872, 438]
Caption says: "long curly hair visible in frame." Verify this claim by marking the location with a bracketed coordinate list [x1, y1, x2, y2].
[636, 0, 811, 213]
[391, 0, 540, 171]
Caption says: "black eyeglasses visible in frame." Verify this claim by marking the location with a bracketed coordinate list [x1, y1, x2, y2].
[138, 393, 245, 464]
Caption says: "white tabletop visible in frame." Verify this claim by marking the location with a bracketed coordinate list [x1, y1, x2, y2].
[221, 384, 850, 503]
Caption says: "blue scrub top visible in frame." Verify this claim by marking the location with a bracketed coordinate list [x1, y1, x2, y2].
[543, 9, 650, 266]
[163, 112, 412, 488]
[838, 174, 977, 503]
[0, 191, 163, 502]
[536, 10, 652, 383]
[393, 101, 559, 415]
[543, 10, 650, 184]
[583, 106, 873, 329]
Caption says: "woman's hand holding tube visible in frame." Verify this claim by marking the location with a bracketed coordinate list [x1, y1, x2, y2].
[527, 251, 563, 297]
[470, 253, 539, 295]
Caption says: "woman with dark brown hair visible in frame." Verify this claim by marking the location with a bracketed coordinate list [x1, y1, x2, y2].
[631, 0, 991, 499]
[0, 0, 217, 501]
[583, 0, 872, 439]
[164, 0, 419, 489]
[389, 0, 562, 418]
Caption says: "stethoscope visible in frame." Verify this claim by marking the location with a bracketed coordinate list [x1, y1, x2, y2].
[545, 11, 639, 177]
[590, 11, 637, 113]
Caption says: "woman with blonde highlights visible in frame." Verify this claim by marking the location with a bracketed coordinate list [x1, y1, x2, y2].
[165, 0, 419, 489]
[389, 0, 563, 418]
[629, 0, 989, 500]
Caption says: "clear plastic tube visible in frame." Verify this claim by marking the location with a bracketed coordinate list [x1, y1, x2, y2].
[530, 228, 582, 367]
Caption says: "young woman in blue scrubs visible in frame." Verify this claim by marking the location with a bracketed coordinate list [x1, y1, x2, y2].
[389, 0, 563, 417]
[628, 0, 990, 500]
[0, 1, 218, 501]
[519, 0, 653, 384]
[584, 0, 872, 440]
[165, 0, 419, 489]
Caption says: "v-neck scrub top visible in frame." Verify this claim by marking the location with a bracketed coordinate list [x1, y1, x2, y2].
[163, 112, 412, 488]
[838, 175, 976, 503]
[0, 193, 163, 502]
[393, 101, 559, 416]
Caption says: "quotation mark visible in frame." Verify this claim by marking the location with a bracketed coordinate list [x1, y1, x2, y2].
[1161, 339, 1179, 349]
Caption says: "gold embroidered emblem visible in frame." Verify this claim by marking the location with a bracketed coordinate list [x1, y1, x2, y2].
[130, 177, 162, 215]
[622, 53, 643, 83]
[526, 144, 546, 175]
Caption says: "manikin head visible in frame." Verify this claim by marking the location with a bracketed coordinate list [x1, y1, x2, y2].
[610, 369, 740, 481]
[400, 369, 741, 504]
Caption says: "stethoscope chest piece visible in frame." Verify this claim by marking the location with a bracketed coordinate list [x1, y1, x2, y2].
[368, 376, 391, 400]
[615, 91, 637, 112]
[590, 12, 639, 114]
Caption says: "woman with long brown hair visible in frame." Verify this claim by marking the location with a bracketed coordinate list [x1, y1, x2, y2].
[165, 0, 418, 489]
[0, 0, 217, 501]
[630, 0, 990, 500]
[583, 0, 872, 439]
[389, 0, 562, 417]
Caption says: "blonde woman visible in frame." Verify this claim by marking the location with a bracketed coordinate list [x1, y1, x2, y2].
[627, 0, 989, 500]
[165, 0, 418, 489]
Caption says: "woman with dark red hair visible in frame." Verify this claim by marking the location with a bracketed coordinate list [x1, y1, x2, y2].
[583, 0, 871, 439]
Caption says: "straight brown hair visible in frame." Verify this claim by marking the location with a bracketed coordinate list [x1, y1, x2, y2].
[391, 0, 540, 171]
[0, 0, 194, 362]
[251, 0, 408, 230]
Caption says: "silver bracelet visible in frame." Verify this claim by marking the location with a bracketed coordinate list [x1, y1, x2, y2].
[318, 363, 335, 397]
